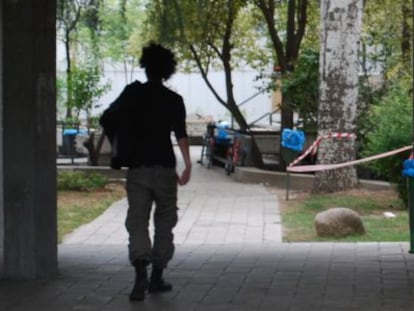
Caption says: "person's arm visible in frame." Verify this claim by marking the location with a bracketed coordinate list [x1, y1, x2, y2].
[172, 94, 191, 185]
[177, 137, 191, 185]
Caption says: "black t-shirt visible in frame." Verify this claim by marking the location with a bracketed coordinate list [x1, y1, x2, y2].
[101, 80, 188, 168]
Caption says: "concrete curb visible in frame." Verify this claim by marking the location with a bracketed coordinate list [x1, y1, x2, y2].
[234, 166, 394, 191]
[58, 165, 394, 192]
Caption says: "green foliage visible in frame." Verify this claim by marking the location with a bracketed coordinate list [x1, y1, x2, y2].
[56, 74, 68, 120]
[362, 77, 413, 206]
[146, 0, 261, 72]
[69, 61, 111, 119]
[57, 0, 111, 119]
[360, 0, 412, 122]
[100, 0, 146, 60]
[57, 61, 110, 124]
[144, 0, 265, 133]
[282, 48, 319, 131]
[357, 0, 413, 205]
[57, 171, 108, 191]
[363, 0, 410, 68]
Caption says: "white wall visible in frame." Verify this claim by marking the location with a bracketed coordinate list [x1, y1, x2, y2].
[57, 38, 275, 127]
[57, 36, 274, 127]
[97, 65, 273, 126]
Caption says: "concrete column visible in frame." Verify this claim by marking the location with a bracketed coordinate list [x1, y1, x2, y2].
[1, 0, 57, 278]
[0, 0, 4, 276]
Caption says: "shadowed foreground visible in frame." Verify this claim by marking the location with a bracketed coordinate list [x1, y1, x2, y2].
[2, 147, 414, 310]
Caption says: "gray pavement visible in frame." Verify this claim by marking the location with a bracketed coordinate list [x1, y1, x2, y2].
[2, 146, 414, 310]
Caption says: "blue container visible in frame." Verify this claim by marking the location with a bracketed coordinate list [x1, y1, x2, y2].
[281, 128, 306, 152]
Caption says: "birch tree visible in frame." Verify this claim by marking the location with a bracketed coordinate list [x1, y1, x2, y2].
[313, 0, 363, 192]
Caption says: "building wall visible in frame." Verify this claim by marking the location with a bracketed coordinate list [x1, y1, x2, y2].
[56, 49, 275, 127]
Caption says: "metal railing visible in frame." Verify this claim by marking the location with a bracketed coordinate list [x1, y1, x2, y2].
[230, 88, 281, 128]
[248, 108, 280, 127]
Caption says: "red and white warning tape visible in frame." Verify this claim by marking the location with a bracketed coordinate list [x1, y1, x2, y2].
[287, 145, 412, 173]
[289, 132, 356, 168]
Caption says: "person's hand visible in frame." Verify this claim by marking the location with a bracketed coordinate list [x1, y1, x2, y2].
[177, 166, 191, 185]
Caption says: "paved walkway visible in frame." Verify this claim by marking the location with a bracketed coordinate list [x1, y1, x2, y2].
[63, 147, 282, 246]
[2, 147, 414, 310]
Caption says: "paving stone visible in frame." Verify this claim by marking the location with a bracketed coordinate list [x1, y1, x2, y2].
[3, 147, 414, 310]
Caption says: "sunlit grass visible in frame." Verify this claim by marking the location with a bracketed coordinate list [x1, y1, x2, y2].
[57, 183, 125, 243]
[280, 189, 408, 242]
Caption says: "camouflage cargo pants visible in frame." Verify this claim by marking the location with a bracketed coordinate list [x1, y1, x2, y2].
[125, 166, 178, 268]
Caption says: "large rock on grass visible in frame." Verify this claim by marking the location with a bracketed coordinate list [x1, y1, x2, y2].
[315, 207, 365, 237]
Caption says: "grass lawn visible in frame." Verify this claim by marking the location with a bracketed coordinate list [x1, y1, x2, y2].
[277, 188, 409, 242]
[57, 182, 126, 243]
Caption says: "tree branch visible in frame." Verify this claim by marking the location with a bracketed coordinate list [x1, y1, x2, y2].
[255, 0, 286, 69]
[286, 0, 296, 60]
[189, 44, 228, 108]
[292, 0, 308, 62]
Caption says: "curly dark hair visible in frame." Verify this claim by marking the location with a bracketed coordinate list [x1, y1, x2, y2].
[139, 43, 177, 81]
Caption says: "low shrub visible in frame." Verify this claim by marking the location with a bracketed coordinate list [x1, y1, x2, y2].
[362, 78, 412, 206]
[57, 170, 108, 191]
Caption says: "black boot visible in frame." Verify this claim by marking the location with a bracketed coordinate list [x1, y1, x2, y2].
[129, 260, 149, 302]
[148, 266, 173, 293]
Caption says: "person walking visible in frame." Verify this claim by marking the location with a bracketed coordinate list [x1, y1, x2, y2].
[100, 43, 191, 302]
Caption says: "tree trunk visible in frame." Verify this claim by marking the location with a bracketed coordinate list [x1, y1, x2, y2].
[83, 131, 105, 166]
[279, 96, 294, 170]
[281, 98, 294, 131]
[313, 0, 363, 193]
[227, 97, 265, 169]
[401, 2, 411, 65]
[65, 32, 73, 119]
